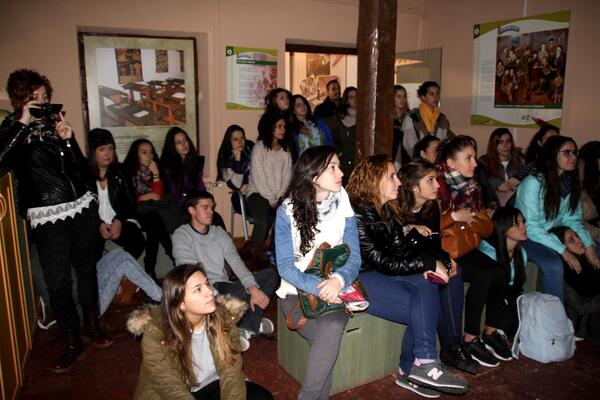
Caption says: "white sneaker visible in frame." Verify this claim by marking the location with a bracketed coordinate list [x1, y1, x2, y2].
[258, 318, 275, 335]
[574, 335, 584, 342]
[239, 335, 250, 352]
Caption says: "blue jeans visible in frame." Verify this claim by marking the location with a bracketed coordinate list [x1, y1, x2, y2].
[97, 248, 162, 315]
[523, 239, 600, 304]
[360, 271, 439, 374]
[438, 266, 464, 348]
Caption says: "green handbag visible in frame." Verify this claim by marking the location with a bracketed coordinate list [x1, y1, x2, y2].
[287, 242, 368, 330]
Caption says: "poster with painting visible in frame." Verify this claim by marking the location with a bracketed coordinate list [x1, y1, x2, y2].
[225, 46, 277, 110]
[471, 11, 570, 127]
[78, 32, 197, 159]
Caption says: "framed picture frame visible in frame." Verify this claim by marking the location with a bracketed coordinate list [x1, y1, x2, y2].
[78, 32, 198, 159]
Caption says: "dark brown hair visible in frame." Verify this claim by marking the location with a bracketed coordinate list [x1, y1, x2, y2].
[6, 69, 53, 116]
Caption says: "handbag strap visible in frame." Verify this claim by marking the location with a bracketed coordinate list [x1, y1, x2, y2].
[286, 300, 307, 331]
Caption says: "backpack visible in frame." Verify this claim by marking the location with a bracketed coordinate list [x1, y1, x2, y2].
[512, 292, 575, 363]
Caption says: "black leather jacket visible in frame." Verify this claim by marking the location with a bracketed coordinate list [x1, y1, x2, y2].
[353, 203, 437, 275]
[88, 164, 137, 223]
[0, 116, 90, 211]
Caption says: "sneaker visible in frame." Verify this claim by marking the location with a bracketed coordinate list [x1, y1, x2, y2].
[258, 318, 275, 335]
[395, 374, 441, 398]
[462, 338, 499, 367]
[574, 335, 585, 342]
[440, 345, 479, 375]
[408, 361, 468, 395]
[239, 335, 250, 352]
[482, 331, 513, 361]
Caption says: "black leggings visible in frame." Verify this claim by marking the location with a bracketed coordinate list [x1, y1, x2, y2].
[137, 210, 173, 277]
[191, 380, 273, 400]
[458, 249, 507, 336]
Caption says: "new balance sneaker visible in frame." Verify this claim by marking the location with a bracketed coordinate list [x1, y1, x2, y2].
[462, 338, 499, 367]
[440, 345, 479, 375]
[239, 328, 252, 352]
[407, 361, 469, 395]
[482, 331, 513, 361]
[395, 373, 441, 398]
[258, 318, 275, 335]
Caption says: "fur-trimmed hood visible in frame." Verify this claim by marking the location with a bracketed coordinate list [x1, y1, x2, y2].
[127, 294, 248, 336]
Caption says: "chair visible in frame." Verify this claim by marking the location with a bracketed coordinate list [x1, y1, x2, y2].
[230, 190, 253, 240]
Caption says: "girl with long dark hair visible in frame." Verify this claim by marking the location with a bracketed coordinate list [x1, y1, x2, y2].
[437, 135, 512, 367]
[400, 159, 479, 376]
[246, 113, 292, 244]
[160, 127, 206, 206]
[276, 146, 360, 399]
[329, 86, 357, 183]
[479, 206, 528, 337]
[347, 156, 468, 397]
[128, 264, 272, 399]
[478, 128, 524, 208]
[124, 139, 174, 281]
[515, 136, 599, 303]
[290, 94, 333, 157]
[216, 124, 254, 215]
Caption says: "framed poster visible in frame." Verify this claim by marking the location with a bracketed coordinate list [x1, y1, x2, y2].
[225, 46, 277, 110]
[471, 11, 570, 127]
[78, 32, 198, 159]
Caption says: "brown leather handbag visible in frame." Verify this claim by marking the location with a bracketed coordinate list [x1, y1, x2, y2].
[441, 209, 493, 259]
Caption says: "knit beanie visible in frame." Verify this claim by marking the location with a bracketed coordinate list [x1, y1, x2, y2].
[88, 128, 115, 153]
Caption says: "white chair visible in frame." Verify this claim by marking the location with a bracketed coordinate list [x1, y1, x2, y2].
[230, 191, 253, 240]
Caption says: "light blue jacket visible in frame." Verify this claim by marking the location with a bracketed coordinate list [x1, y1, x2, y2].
[274, 204, 361, 297]
[515, 175, 594, 254]
[479, 240, 527, 287]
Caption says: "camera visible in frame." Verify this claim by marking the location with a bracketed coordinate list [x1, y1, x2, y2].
[30, 103, 63, 134]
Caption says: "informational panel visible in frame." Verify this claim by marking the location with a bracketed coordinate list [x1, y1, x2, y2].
[471, 11, 570, 127]
[226, 46, 277, 110]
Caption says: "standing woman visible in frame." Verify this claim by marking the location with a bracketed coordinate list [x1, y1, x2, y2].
[392, 85, 410, 167]
[329, 86, 357, 184]
[399, 160, 479, 376]
[247, 113, 292, 245]
[402, 81, 451, 159]
[0, 69, 111, 373]
[347, 156, 468, 397]
[290, 94, 333, 157]
[515, 136, 600, 303]
[276, 146, 361, 400]
[128, 264, 273, 399]
[437, 135, 511, 367]
[87, 128, 145, 260]
[216, 124, 254, 216]
[478, 128, 524, 209]
[160, 127, 206, 207]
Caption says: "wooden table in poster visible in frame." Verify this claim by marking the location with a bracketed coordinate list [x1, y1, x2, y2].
[122, 83, 149, 106]
[106, 103, 166, 126]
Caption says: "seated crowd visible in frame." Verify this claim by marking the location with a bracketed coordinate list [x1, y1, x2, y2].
[0, 68, 599, 399]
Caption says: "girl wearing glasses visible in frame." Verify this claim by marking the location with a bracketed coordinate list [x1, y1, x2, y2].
[515, 136, 600, 304]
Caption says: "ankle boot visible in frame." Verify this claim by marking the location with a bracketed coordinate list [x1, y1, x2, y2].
[51, 328, 84, 373]
[82, 310, 113, 348]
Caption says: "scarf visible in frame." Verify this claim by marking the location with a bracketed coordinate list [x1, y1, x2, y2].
[134, 166, 154, 195]
[419, 103, 440, 134]
[438, 163, 480, 210]
[316, 191, 341, 222]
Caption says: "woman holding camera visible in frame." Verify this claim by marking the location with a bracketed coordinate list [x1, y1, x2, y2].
[0, 69, 111, 373]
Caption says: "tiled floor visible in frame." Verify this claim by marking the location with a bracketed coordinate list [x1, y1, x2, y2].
[18, 291, 600, 400]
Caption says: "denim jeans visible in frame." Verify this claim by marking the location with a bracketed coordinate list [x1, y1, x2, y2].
[97, 248, 162, 315]
[359, 270, 439, 374]
[213, 268, 278, 334]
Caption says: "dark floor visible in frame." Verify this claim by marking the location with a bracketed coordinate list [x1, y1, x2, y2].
[17, 290, 600, 400]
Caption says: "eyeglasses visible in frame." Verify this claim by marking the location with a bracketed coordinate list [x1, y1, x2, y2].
[559, 149, 578, 158]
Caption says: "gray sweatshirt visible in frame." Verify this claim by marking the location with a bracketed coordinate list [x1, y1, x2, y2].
[172, 224, 257, 289]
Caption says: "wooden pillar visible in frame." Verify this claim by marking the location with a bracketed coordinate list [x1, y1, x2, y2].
[356, 0, 397, 161]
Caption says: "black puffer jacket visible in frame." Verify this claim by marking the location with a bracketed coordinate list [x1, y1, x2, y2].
[88, 164, 137, 223]
[0, 117, 89, 211]
[353, 203, 437, 275]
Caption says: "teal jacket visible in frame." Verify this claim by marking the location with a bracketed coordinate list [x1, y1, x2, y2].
[515, 175, 594, 254]
[479, 240, 527, 287]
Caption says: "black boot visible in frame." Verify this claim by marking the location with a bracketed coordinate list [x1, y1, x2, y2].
[81, 309, 113, 348]
[51, 328, 84, 373]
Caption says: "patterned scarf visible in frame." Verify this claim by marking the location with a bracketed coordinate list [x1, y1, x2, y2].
[316, 191, 341, 222]
[134, 166, 154, 195]
[438, 163, 480, 211]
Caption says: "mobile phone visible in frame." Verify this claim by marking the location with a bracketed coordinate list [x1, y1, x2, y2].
[426, 270, 448, 285]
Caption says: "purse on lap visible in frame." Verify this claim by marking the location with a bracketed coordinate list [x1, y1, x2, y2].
[441, 208, 493, 259]
[286, 242, 368, 330]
